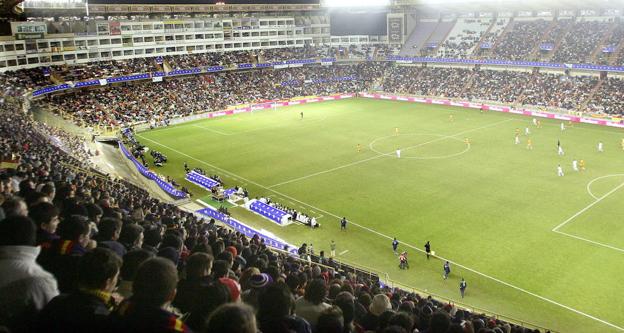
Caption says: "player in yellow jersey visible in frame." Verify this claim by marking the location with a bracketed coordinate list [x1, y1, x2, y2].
[527, 138, 533, 150]
[395, 127, 399, 135]
[449, 115, 454, 122]
[537, 120, 542, 128]
[621, 138, 624, 150]
[515, 128, 520, 136]
[464, 138, 471, 146]
[568, 120, 573, 128]
[357, 144, 361, 152]
[579, 159, 586, 171]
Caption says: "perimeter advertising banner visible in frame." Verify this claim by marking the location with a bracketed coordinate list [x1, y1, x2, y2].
[387, 14, 404, 44]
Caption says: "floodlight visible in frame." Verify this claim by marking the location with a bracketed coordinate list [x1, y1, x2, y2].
[323, 0, 390, 7]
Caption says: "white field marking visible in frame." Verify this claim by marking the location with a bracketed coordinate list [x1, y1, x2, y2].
[191, 124, 231, 136]
[369, 133, 471, 160]
[136, 132, 624, 332]
[552, 181, 624, 232]
[554, 230, 624, 253]
[267, 119, 513, 189]
[339, 249, 350, 255]
[586, 174, 624, 200]
[105, 162, 115, 170]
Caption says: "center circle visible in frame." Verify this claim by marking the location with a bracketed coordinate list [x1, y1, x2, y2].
[369, 133, 470, 160]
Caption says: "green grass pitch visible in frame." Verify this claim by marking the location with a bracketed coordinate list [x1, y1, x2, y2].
[137, 98, 624, 332]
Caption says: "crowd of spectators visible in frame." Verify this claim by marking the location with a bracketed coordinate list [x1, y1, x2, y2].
[551, 20, 612, 64]
[535, 18, 573, 60]
[586, 77, 624, 116]
[382, 66, 472, 98]
[595, 22, 624, 65]
[0, 91, 555, 333]
[42, 63, 385, 127]
[491, 19, 551, 61]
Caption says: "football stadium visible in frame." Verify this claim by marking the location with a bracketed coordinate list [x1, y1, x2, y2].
[0, 0, 623, 332]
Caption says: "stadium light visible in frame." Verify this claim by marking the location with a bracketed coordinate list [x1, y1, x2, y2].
[323, 0, 390, 7]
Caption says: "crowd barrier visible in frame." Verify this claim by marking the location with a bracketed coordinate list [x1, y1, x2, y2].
[359, 93, 624, 129]
[196, 206, 298, 254]
[31, 55, 624, 98]
[118, 142, 188, 199]
[134, 93, 355, 130]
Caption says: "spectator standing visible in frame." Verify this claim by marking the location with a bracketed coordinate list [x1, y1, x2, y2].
[0, 216, 59, 333]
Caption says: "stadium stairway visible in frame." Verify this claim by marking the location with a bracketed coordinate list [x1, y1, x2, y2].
[589, 22, 618, 64]
[399, 19, 438, 56]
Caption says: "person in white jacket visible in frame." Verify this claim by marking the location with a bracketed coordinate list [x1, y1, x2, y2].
[0, 216, 59, 332]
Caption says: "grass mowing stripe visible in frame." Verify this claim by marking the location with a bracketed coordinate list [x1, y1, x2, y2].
[135, 131, 624, 332]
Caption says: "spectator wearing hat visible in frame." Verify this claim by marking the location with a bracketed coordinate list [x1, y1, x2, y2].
[219, 277, 241, 303]
[242, 272, 273, 310]
[36, 248, 121, 333]
[360, 294, 391, 331]
[109, 257, 191, 333]
[0, 216, 59, 333]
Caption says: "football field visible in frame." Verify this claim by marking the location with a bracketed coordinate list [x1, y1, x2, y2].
[137, 98, 624, 332]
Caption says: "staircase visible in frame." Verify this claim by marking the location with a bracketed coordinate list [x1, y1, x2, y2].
[529, 19, 558, 61]
[543, 17, 576, 62]
[458, 70, 476, 96]
[609, 40, 624, 65]
[577, 79, 603, 112]
[423, 20, 457, 56]
[471, 19, 497, 59]
[399, 20, 439, 56]
[589, 22, 617, 63]
[489, 18, 516, 57]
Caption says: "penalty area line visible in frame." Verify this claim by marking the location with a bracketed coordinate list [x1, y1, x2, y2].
[135, 133, 624, 332]
[552, 181, 624, 232]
